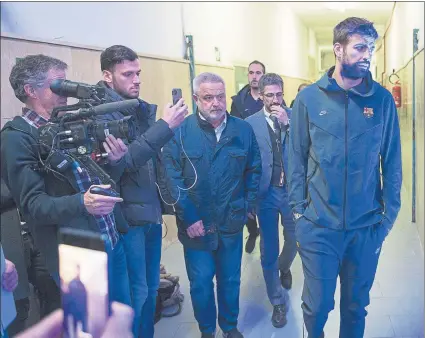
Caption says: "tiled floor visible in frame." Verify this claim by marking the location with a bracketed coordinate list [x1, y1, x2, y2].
[155, 187, 424, 338]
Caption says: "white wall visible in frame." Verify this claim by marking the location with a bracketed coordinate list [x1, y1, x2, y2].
[183, 2, 316, 79]
[0, 2, 185, 59]
[1, 1, 316, 81]
[385, 1, 424, 74]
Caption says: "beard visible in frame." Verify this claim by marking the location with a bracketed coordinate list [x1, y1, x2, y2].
[250, 80, 259, 89]
[112, 79, 139, 99]
[199, 108, 226, 124]
[340, 55, 370, 80]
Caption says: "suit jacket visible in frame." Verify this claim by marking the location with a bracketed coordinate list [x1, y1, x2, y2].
[245, 109, 291, 199]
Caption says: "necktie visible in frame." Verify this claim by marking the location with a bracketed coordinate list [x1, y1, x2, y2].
[270, 116, 281, 139]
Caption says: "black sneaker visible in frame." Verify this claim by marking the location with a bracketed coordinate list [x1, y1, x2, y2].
[222, 328, 244, 338]
[244, 230, 259, 253]
[280, 269, 292, 290]
[272, 304, 287, 328]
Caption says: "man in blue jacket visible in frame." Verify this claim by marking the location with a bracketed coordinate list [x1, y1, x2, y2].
[162, 72, 262, 338]
[288, 17, 402, 338]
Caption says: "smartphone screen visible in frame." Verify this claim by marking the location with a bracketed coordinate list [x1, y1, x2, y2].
[172, 88, 182, 105]
[59, 228, 108, 338]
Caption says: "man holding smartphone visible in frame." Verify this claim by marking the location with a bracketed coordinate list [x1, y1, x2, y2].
[95, 45, 188, 338]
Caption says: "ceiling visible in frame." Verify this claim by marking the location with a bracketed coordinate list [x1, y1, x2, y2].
[285, 1, 395, 46]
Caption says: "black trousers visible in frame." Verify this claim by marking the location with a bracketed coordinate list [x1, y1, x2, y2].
[246, 217, 259, 236]
[7, 233, 61, 336]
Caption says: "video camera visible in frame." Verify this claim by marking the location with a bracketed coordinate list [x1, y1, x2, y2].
[37, 79, 139, 188]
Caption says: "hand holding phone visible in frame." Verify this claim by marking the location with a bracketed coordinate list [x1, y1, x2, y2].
[84, 185, 123, 216]
[162, 88, 188, 129]
[58, 228, 109, 338]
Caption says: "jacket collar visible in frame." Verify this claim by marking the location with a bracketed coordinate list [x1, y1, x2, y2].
[317, 66, 376, 97]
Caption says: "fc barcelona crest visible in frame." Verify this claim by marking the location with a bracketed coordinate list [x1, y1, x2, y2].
[363, 107, 374, 118]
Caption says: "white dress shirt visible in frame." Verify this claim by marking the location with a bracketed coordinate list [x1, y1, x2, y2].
[198, 113, 228, 141]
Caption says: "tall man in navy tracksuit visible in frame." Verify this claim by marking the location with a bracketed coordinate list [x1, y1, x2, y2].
[288, 17, 402, 338]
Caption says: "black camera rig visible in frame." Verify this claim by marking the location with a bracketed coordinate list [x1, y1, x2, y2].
[37, 80, 139, 188]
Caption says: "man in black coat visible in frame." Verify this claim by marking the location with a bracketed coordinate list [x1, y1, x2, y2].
[95, 45, 188, 338]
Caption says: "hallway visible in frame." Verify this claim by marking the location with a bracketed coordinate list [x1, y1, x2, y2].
[155, 185, 424, 338]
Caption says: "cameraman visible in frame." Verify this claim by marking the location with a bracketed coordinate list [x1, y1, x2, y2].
[96, 45, 188, 338]
[1, 54, 130, 306]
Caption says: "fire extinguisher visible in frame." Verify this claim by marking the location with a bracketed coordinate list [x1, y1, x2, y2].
[389, 70, 402, 108]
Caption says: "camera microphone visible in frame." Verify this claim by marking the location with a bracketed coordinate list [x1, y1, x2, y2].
[50, 79, 104, 100]
[92, 99, 140, 115]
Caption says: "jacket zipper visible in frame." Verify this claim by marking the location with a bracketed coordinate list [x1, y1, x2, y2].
[343, 91, 349, 229]
[148, 160, 162, 224]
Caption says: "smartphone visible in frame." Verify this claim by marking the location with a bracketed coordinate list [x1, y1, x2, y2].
[58, 228, 109, 338]
[172, 88, 182, 105]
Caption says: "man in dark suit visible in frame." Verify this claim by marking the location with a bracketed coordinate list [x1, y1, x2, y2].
[245, 73, 296, 329]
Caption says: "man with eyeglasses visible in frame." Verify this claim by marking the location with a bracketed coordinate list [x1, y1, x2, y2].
[162, 72, 261, 338]
[245, 73, 295, 329]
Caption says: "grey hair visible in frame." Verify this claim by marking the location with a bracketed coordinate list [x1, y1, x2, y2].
[259, 73, 284, 93]
[193, 72, 225, 95]
[9, 54, 68, 103]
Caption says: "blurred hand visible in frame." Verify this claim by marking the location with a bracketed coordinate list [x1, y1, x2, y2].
[270, 105, 289, 125]
[103, 135, 128, 162]
[84, 184, 123, 216]
[2, 259, 18, 292]
[162, 98, 189, 129]
[16, 302, 134, 338]
[186, 220, 205, 238]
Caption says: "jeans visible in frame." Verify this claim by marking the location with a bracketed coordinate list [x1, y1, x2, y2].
[296, 218, 385, 338]
[184, 231, 243, 334]
[123, 224, 162, 338]
[257, 185, 296, 306]
[105, 236, 131, 307]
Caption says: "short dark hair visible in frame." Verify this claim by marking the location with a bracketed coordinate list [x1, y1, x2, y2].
[333, 17, 379, 46]
[9, 54, 67, 103]
[248, 60, 266, 74]
[259, 73, 283, 93]
[100, 45, 138, 72]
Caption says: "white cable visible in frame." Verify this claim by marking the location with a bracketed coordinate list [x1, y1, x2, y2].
[155, 127, 198, 207]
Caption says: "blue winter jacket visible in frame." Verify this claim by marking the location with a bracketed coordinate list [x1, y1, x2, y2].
[161, 113, 262, 250]
[288, 67, 402, 231]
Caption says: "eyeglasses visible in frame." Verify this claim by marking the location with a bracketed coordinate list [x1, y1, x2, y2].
[263, 92, 283, 99]
[196, 94, 226, 103]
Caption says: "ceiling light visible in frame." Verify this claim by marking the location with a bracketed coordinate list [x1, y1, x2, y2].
[324, 2, 358, 12]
